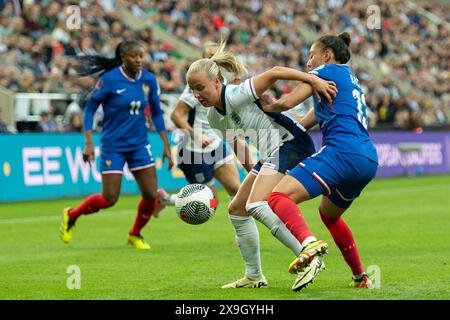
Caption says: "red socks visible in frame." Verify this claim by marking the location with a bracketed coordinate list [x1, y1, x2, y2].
[320, 210, 364, 276]
[129, 198, 157, 236]
[68, 195, 156, 237]
[267, 192, 315, 245]
[68, 194, 112, 220]
[268, 191, 365, 276]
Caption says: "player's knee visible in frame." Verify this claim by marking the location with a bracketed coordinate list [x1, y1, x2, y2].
[103, 194, 119, 206]
[142, 189, 157, 202]
[244, 202, 261, 220]
[246, 191, 266, 206]
[228, 200, 246, 216]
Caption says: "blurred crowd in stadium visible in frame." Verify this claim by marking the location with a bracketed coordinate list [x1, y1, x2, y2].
[0, 0, 448, 134]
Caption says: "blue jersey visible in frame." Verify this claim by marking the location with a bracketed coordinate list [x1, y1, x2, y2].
[309, 64, 378, 162]
[83, 67, 166, 152]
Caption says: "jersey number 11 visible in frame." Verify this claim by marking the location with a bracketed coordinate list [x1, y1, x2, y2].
[130, 101, 141, 115]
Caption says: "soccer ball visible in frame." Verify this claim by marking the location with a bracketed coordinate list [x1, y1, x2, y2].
[175, 184, 217, 225]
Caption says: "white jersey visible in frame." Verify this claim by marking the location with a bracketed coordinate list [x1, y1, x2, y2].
[207, 78, 305, 159]
[172, 85, 222, 153]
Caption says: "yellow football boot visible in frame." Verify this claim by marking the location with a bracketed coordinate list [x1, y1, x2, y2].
[127, 234, 151, 250]
[60, 207, 75, 244]
[289, 240, 329, 274]
[349, 274, 373, 289]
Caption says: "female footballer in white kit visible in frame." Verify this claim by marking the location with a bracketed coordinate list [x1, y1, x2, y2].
[157, 42, 245, 212]
[186, 42, 337, 289]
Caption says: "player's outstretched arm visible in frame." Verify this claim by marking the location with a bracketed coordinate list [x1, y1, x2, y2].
[252, 66, 337, 103]
[262, 83, 314, 113]
[293, 108, 317, 130]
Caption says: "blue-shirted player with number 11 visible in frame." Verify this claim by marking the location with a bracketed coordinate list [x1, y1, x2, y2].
[60, 40, 173, 249]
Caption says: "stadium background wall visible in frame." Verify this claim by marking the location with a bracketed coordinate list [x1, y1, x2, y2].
[0, 131, 449, 202]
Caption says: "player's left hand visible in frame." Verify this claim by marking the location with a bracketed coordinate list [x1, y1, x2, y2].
[310, 75, 337, 104]
[163, 146, 174, 170]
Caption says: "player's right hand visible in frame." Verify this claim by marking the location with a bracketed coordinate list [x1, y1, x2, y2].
[195, 135, 212, 149]
[200, 136, 212, 148]
[83, 144, 95, 164]
[310, 75, 337, 104]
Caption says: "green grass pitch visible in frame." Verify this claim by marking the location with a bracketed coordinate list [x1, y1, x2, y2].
[1, 175, 450, 300]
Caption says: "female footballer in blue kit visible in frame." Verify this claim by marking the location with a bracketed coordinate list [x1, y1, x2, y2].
[60, 40, 173, 249]
[266, 33, 378, 288]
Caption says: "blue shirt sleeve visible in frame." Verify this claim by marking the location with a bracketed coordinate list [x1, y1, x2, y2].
[91, 78, 110, 103]
[83, 78, 108, 131]
[308, 64, 333, 81]
[148, 76, 166, 132]
[83, 97, 100, 131]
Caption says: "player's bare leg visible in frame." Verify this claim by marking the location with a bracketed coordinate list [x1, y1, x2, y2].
[101, 173, 123, 205]
[213, 162, 241, 199]
[207, 183, 220, 201]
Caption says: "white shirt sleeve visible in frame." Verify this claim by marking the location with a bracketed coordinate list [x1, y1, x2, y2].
[179, 85, 197, 109]
[226, 78, 258, 107]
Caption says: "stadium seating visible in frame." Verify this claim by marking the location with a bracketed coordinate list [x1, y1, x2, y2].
[0, 0, 448, 131]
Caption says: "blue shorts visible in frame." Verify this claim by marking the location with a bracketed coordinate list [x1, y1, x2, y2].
[288, 145, 378, 208]
[177, 142, 234, 185]
[251, 135, 316, 176]
[100, 144, 155, 174]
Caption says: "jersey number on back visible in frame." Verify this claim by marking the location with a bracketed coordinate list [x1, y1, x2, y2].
[130, 101, 141, 115]
[352, 89, 368, 129]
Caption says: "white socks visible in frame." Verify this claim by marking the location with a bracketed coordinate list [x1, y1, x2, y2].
[163, 194, 177, 205]
[246, 201, 303, 256]
[302, 236, 317, 247]
[229, 215, 262, 280]
[169, 194, 177, 204]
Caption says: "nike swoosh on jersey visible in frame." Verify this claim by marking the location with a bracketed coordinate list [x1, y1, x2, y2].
[116, 88, 126, 94]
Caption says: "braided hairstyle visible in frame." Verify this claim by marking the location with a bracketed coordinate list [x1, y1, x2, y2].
[73, 40, 141, 76]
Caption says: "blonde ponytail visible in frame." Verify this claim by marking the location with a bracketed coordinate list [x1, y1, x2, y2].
[209, 41, 247, 79]
[187, 40, 247, 83]
[202, 41, 220, 58]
